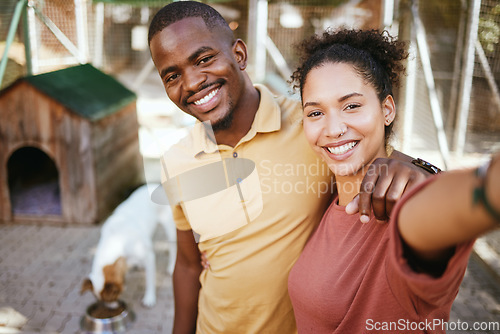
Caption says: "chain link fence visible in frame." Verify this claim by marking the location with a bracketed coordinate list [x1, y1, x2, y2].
[471, 0, 500, 137]
[407, 0, 500, 158]
[0, 0, 26, 88]
[1, 0, 498, 156]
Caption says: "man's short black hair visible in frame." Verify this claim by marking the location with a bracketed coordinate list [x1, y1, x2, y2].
[148, 1, 233, 44]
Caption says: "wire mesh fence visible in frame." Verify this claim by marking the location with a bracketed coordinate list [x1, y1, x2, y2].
[472, 0, 500, 133]
[411, 0, 500, 156]
[1, 0, 498, 156]
[0, 0, 26, 88]
[267, 0, 384, 85]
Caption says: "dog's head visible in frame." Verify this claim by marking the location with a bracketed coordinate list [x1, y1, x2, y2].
[81, 257, 127, 302]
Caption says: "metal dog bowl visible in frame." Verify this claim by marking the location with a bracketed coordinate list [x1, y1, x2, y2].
[80, 300, 135, 333]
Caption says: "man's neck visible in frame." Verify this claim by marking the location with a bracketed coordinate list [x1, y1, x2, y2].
[212, 86, 260, 147]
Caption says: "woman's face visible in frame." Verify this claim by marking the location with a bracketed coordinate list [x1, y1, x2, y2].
[302, 62, 395, 177]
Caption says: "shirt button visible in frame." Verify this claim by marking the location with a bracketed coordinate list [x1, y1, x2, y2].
[233, 152, 238, 158]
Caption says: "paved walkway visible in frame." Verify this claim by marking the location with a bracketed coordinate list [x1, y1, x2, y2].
[0, 223, 174, 334]
[0, 222, 499, 333]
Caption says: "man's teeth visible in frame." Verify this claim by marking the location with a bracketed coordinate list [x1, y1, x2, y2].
[326, 142, 357, 155]
[194, 88, 219, 105]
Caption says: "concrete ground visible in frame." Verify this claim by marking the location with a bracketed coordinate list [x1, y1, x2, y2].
[0, 223, 174, 334]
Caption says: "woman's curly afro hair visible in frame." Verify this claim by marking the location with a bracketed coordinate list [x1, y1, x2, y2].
[291, 28, 408, 103]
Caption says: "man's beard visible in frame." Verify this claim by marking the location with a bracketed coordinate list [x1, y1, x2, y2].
[210, 103, 235, 133]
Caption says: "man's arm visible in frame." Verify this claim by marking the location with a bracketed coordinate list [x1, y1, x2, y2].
[173, 229, 203, 334]
[347, 150, 435, 222]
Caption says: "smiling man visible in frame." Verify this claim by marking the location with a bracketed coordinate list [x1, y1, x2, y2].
[148, 2, 431, 333]
[149, 5, 258, 148]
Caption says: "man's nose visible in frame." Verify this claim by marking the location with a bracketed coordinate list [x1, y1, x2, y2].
[183, 67, 206, 92]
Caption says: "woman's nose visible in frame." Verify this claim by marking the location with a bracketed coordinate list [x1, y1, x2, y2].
[324, 114, 347, 138]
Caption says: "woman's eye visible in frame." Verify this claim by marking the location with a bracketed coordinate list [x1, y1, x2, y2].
[307, 111, 323, 117]
[345, 103, 360, 111]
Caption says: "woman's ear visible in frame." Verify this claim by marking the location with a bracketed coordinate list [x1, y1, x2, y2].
[383, 95, 396, 126]
[232, 39, 248, 70]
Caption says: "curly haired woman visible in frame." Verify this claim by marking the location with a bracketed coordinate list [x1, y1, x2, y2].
[287, 28, 499, 333]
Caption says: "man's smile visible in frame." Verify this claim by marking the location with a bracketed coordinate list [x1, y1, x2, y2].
[194, 87, 220, 106]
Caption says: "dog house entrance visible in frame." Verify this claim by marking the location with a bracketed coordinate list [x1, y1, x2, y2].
[7, 147, 61, 216]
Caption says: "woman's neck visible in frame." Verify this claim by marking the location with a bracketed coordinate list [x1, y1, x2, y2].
[336, 173, 365, 206]
[336, 151, 390, 206]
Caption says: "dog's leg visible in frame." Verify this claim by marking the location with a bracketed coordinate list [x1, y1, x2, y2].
[142, 249, 157, 308]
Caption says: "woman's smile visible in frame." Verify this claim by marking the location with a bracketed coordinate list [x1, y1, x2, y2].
[323, 141, 359, 156]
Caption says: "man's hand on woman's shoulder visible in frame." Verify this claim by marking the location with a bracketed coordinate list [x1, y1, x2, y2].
[346, 150, 437, 223]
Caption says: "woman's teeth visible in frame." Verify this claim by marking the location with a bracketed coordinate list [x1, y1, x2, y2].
[326, 141, 357, 155]
[194, 88, 219, 106]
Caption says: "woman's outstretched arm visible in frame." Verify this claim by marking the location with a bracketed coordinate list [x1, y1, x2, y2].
[398, 155, 500, 263]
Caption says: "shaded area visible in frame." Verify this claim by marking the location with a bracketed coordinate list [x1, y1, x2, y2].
[7, 146, 61, 215]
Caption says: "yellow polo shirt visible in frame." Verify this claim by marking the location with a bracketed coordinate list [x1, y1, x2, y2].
[161, 85, 333, 333]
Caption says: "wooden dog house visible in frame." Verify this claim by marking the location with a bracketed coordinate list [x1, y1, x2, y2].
[0, 64, 144, 224]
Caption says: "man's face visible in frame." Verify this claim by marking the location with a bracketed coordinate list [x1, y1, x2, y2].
[149, 17, 246, 131]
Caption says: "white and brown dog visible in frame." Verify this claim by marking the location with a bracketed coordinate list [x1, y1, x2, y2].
[81, 184, 176, 307]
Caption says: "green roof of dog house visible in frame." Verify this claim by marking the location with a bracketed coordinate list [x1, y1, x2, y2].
[23, 64, 137, 121]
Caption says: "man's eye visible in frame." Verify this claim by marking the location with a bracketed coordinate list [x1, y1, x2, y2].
[199, 56, 214, 64]
[165, 74, 179, 83]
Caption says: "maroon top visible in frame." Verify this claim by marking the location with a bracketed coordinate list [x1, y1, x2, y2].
[288, 177, 474, 334]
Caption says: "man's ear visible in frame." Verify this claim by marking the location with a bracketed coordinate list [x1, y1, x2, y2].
[383, 95, 396, 126]
[232, 39, 248, 70]
[81, 278, 94, 295]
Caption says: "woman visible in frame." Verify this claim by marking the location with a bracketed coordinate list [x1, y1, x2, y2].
[287, 28, 499, 333]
